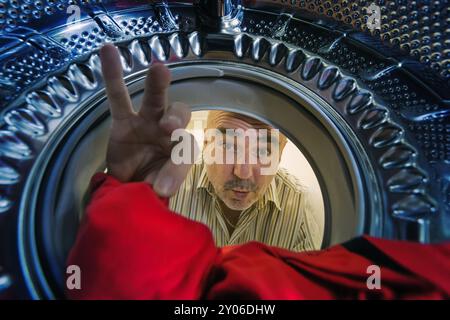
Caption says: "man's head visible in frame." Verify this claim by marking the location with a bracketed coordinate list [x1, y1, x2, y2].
[203, 111, 287, 212]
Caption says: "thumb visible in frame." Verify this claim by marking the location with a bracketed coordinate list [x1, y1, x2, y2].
[149, 131, 200, 197]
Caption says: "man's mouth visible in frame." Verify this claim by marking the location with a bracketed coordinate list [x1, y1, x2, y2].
[231, 189, 250, 199]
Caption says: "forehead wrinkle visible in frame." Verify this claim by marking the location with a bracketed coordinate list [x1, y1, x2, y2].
[206, 110, 287, 148]
[207, 111, 270, 130]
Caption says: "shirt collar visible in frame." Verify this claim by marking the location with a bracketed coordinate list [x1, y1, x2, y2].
[196, 164, 281, 212]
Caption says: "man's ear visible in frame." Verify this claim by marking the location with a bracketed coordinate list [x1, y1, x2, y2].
[203, 128, 207, 148]
[277, 136, 287, 162]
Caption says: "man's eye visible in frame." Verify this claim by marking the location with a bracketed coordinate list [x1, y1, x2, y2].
[258, 148, 270, 157]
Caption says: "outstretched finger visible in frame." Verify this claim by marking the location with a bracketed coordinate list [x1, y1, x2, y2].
[99, 43, 134, 120]
[139, 62, 171, 121]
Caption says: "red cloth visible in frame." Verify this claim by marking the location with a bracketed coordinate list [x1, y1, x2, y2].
[66, 173, 450, 300]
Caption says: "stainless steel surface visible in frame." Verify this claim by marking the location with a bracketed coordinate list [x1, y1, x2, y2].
[196, 0, 240, 17]
[0, 0, 448, 299]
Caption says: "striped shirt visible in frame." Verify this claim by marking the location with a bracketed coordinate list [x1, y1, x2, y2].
[169, 163, 322, 251]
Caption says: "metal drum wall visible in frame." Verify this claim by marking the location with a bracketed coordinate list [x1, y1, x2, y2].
[0, 0, 448, 299]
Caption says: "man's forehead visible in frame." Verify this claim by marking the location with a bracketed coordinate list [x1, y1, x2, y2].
[206, 111, 287, 148]
[210, 113, 274, 130]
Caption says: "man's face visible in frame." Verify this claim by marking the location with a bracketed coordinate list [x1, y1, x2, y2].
[204, 114, 284, 211]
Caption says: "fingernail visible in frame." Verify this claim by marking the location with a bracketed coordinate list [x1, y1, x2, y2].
[161, 115, 181, 129]
[156, 176, 174, 196]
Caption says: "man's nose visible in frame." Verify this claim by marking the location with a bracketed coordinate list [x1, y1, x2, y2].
[233, 162, 253, 180]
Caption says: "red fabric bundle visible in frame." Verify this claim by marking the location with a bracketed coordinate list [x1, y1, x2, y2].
[66, 173, 450, 300]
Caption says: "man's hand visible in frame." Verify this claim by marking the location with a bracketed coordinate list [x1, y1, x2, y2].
[99, 43, 193, 197]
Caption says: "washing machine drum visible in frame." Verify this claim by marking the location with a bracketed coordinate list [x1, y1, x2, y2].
[0, 0, 448, 299]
